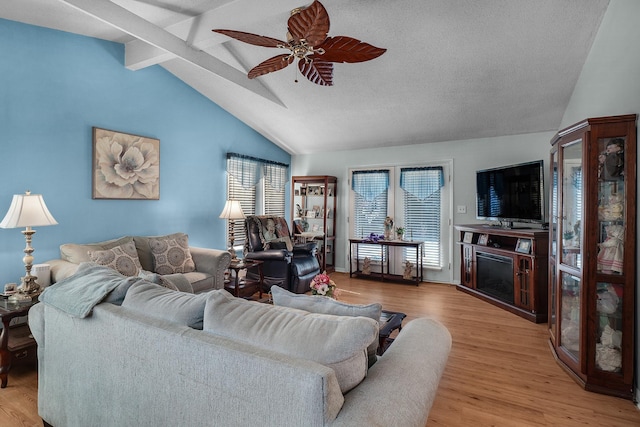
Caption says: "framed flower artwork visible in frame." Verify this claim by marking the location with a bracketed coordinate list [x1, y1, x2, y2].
[92, 127, 160, 200]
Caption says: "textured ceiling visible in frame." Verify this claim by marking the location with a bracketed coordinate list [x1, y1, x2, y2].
[1, 0, 610, 154]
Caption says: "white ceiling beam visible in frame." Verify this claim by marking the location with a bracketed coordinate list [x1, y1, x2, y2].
[57, 0, 284, 106]
[124, 0, 303, 70]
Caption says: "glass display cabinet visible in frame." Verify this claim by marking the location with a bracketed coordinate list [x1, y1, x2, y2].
[291, 176, 337, 273]
[548, 114, 636, 399]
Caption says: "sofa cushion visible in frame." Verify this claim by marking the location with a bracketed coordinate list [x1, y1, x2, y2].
[88, 241, 143, 277]
[122, 281, 208, 328]
[270, 286, 382, 367]
[146, 234, 196, 274]
[60, 236, 133, 264]
[204, 289, 378, 393]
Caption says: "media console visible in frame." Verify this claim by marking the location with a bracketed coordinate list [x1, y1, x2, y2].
[455, 224, 548, 323]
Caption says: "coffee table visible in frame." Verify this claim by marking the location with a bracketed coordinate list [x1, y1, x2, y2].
[0, 298, 38, 388]
[378, 310, 406, 355]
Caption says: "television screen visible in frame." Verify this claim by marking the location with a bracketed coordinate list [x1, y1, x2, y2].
[476, 160, 545, 225]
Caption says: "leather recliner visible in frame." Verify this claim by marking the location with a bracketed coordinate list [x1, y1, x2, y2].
[243, 215, 320, 294]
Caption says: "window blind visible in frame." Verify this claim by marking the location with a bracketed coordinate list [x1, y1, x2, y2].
[400, 167, 444, 267]
[352, 170, 389, 261]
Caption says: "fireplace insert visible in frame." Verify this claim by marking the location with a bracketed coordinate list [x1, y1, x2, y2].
[476, 251, 514, 304]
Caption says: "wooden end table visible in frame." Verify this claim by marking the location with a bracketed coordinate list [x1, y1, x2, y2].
[0, 298, 38, 388]
[224, 259, 264, 300]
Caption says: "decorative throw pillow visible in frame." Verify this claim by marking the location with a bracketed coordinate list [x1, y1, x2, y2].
[270, 285, 382, 367]
[203, 289, 378, 393]
[88, 241, 143, 277]
[148, 234, 195, 275]
[122, 281, 208, 328]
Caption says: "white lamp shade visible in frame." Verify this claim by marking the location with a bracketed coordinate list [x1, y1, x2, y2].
[218, 200, 246, 220]
[0, 192, 58, 228]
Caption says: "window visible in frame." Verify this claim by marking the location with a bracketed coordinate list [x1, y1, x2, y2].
[350, 163, 451, 281]
[226, 153, 288, 249]
[263, 163, 286, 217]
[352, 170, 389, 261]
[400, 167, 444, 267]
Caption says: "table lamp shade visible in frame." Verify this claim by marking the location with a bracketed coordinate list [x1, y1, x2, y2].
[0, 192, 58, 228]
[218, 200, 246, 220]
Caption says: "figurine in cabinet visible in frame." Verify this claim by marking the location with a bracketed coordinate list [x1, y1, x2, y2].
[598, 193, 624, 221]
[597, 224, 624, 273]
[602, 138, 624, 180]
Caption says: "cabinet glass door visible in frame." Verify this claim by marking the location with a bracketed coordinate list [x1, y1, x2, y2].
[560, 272, 581, 359]
[549, 150, 558, 338]
[594, 136, 626, 375]
[560, 141, 582, 268]
[596, 137, 625, 275]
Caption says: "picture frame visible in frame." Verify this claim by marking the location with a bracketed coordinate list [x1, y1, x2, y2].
[463, 232, 473, 243]
[477, 234, 489, 245]
[515, 238, 532, 254]
[92, 127, 160, 200]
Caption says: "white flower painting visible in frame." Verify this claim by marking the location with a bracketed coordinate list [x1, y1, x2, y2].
[92, 127, 160, 200]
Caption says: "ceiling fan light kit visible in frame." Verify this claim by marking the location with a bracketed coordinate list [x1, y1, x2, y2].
[213, 0, 386, 86]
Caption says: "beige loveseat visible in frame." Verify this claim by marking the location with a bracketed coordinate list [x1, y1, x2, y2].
[46, 233, 231, 293]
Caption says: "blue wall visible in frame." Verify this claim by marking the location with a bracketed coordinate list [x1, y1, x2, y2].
[0, 18, 290, 282]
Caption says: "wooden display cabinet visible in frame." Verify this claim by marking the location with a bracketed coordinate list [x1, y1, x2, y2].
[291, 176, 337, 273]
[455, 224, 548, 323]
[548, 114, 636, 399]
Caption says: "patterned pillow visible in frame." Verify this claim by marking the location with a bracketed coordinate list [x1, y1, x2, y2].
[88, 241, 143, 277]
[148, 235, 195, 274]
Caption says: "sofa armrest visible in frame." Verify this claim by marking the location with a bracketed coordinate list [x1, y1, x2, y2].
[330, 318, 451, 427]
[245, 249, 292, 263]
[189, 247, 231, 288]
[46, 259, 80, 284]
[293, 241, 317, 256]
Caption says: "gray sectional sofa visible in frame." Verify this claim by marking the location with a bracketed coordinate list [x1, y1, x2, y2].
[29, 267, 452, 427]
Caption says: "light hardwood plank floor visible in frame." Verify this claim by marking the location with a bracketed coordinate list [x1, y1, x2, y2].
[1, 273, 639, 426]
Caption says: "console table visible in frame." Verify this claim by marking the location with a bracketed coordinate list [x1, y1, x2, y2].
[349, 238, 423, 284]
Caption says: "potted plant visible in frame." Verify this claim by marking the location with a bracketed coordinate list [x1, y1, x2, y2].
[396, 227, 405, 240]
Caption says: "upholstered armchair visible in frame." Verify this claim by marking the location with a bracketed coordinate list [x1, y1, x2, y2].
[243, 215, 320, 294]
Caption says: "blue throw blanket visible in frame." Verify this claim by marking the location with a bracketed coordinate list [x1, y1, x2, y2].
[39, 262, 142, 318]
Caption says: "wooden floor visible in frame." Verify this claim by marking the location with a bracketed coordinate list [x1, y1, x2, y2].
[2, 272, 639, 426]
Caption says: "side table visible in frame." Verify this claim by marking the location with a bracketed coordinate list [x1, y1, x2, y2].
[378, 310, 406, 356]
[224, 259, 264, 300]
[0, 298, 38, 388]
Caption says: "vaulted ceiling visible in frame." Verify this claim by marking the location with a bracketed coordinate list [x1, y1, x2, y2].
[2, 0, 610, 154]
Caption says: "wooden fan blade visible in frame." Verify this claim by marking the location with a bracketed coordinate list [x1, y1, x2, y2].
[288, 0, 329, 47]
[298, 59, 333, 86]
[248, 54, 294, 79]
[212, 29, 286, 47]
[316, 36, 386, 63]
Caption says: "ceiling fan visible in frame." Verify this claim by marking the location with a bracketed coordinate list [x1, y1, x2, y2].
[212, 0, 386, 86]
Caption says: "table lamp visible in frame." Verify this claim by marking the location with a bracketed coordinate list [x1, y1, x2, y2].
[219, 199, 245, 260]
[0, 191, 58, 301]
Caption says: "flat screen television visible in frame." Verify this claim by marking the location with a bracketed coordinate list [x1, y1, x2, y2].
[476, 160, 545, 226]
